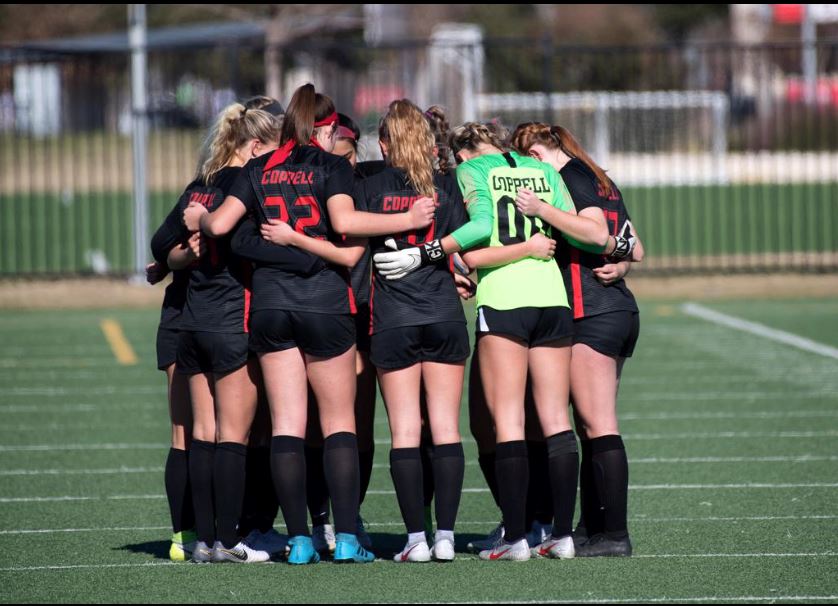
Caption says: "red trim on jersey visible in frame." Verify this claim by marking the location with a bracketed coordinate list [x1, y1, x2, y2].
[570, 248, 584, 320]
[264, 140, 296, 171]
[346, 271, 357, 315]
[368, 275, 375, 335]
[242, 261, 253, 333]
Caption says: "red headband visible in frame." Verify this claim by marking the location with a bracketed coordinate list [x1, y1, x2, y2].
[313, 112, 338, 128]
[337, 125, 357, 141]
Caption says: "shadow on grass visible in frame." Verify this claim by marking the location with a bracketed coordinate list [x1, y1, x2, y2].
[116, 540, 170, 560]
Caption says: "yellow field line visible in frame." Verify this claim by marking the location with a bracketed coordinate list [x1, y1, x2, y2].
[99, 319, 138, 366]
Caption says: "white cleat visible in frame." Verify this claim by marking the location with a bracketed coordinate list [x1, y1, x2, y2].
[526, 521, 552, 548]
[479, 538, 531, 562]
[531, 535, 576, 560]
[393, 540, 432, 563]
[190, 540, 215, 564]
[467, 522, 504, 553]
[244, 529, 288, 555]
[312, 524, 336, 553]
[211, 540, 270, 563]
[431, 533, 456, 562]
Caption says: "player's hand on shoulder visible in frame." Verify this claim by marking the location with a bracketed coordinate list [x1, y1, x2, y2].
[183, 202, 207, 231]
[409, 196, 436, 229]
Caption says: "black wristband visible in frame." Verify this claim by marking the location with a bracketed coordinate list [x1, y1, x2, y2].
[420, 239, 446, 265]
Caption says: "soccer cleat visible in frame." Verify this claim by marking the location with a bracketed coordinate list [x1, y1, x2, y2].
[431, 533, 456, 562]
[572, 523, 589, 549]
[393, 539, 431, 563]
[169, 530, 197, 562]
[526, 521, 551, 549]
[531, 535, 576, 560]
[334, 532, 375, 563]
[211, 540, 271, 563]
[356, 515, 373, 550]
[576, 533, 633, 557]
[287, 535, 321, 565]
[190, 540, 215, 564]
[312, 523, 336, 553]
[244, 529, 288, 556]
[478, 537, 531, 562]
[467, 522, 504, 553]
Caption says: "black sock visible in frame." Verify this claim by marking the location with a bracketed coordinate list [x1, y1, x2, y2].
[165, 447, 194, 534]
[358, 448, 375, 506]
[213, 442, 247, 549]
[495, 441, 528, 543]
[323, 432, 360, 535]
[305, 446, 330, 526]
[421, 437, 435, 508]
[390, 447, 425, 534]
[579, 439, 602, 535]
[188, 440, 215, 545]
[432, 443, 465, 532]
[478, 451, 501, 509]
[526, 441, 552, 527]
[271, 436, 309, 538]
[240, 447, 272, 536]
[591, 435, 629, 540]
[546, 431, 579, 539]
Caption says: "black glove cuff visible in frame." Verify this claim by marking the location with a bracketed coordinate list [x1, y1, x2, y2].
[420, 239, 446, 265]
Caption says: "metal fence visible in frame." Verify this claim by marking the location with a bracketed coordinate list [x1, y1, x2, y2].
[1, 35, 837, 276]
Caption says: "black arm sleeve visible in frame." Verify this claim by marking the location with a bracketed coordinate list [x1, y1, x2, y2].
[230, 217, 325, 276]
[150, 201, 190, 265]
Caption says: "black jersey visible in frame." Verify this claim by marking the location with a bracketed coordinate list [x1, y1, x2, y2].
[356, 167, 468, 334]
[348, 162, 386, 307]
[177, 167, 252, 334]
[556, 159, 638, 319]
[150, 201, 192, 331]
[228, 144, 356, 315]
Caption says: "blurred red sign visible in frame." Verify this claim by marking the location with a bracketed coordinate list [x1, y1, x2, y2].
[354, 85, 406, 116]
[773, 4, 805, 24]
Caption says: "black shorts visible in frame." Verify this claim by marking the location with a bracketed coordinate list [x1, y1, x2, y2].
[176, 330, 249, 375]
[248, 309, 355, 358]
[156, 326, 179, 370]
[476, 306, 573, 347]
[354, 304, 371, 354]
[573, 311, 640, 358]
[370, 322, 470, 370]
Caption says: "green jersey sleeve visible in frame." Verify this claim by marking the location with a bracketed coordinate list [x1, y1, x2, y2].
[450, 162, 493, 250]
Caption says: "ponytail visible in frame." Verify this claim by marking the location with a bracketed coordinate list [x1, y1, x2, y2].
[424, 105, 452, 175]
[280, 83, 337, 147]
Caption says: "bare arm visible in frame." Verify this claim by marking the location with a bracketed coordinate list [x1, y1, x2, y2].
[516, 189, 609, 248]
[260, 220, 366, 268]
[460, 233, 556, 269]
[166, 233, 202, 270]
[328, 194, 435, 237]
[183, 196, 248, 238]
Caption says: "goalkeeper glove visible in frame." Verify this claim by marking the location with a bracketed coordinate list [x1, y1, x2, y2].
[373, 238, 446, 280]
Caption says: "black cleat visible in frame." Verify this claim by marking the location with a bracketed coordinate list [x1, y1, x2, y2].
[575, 533, 632, 557]
[572, 524, 589, 549]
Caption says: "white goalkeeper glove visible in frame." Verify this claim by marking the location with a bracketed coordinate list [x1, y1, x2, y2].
[373, 238, 446, 280]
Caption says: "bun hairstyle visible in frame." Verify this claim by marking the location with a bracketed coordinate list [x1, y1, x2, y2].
[448, 121, 506, 158]
[511, 122, 613, 197]
[280, 83, 336, 146]
[199, 103, 280, 184]
[378, 99, 436, 198]
[424, 105, 452, 175]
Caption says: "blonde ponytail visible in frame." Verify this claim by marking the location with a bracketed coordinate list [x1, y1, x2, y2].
[379, 99, 435, 198]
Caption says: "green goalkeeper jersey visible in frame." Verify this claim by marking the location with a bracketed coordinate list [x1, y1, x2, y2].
[450, 151, 574, 311]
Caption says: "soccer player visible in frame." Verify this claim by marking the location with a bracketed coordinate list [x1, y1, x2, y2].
[360, 99, 469, 562]
[374, 122, 609, 561]
[511, 122, 643, 557]
[183, 83, 434, 565]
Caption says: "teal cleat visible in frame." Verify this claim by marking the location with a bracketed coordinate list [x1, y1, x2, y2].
[287, 535, 320, 565]
[333, 533, 375, 564]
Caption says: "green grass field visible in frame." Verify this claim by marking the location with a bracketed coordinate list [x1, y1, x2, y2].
[0, 298, 837, 603]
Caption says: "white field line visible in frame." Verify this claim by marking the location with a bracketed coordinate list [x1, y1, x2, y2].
[2, 556, 838, 575]
[4, 454, 837, 477]
[3, 515, 838, 536]
[682, 303, 838, 360]
[419, 596, 838, 605]
[7, 483, 837, 503]
[3, 429, 838, 453]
